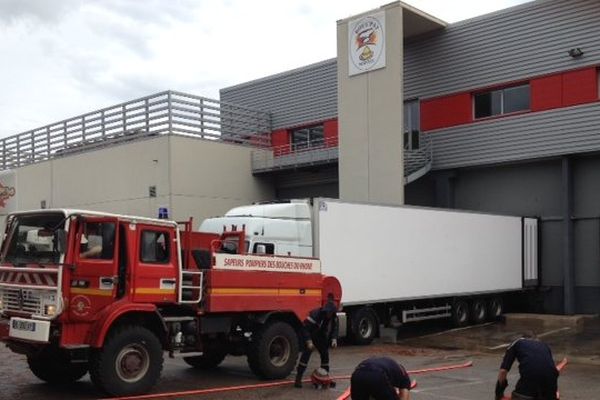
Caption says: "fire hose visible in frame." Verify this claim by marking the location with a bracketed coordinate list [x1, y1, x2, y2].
[101, 360, 473, 400]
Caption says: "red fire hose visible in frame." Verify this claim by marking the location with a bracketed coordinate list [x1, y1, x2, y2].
[101, 360, 473, 400]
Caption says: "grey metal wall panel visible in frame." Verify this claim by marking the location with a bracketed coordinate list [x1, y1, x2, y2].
[430, 102, 600, 170]
[222, 0, 600, 170]
[404, 0, 600, 99]
[220, 60, 338, 130]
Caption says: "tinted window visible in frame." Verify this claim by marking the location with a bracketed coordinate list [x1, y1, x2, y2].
[80, 222, 116, 260]
[291, 125, 324, 150]
[504, 85, 530, 114]
[253, 243, 275, 254]
[140, 231, 170, 264]
[474, 84, 529, 119]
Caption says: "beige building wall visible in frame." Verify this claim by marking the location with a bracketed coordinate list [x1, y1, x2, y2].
[337, 3, 404, 205]
[5, 136, 273, 229]
[169, 136, 274, 227]
[51, 136, 171, 216]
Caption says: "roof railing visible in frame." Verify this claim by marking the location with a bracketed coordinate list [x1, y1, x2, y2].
[0, 90, 272, 170]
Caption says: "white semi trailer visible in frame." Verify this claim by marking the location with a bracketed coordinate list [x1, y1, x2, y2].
[200, 198, 539, 345]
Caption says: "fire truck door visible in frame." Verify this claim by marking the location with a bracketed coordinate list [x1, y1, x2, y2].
[131, 224, 178, 303]
[70, 217, 120, 320]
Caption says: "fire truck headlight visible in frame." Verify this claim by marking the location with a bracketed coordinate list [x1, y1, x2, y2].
[44, 304, 57, 316]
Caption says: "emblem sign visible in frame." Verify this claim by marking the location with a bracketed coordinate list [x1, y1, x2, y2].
[348, 12, 386, 76]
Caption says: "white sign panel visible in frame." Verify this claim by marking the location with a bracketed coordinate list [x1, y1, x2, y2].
[214, 253, 320, 274]
[0, 170, 17, 215]
[348, 12, 386, 76]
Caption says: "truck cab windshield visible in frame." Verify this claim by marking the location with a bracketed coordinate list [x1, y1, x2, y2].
[2, 213, 66, 265]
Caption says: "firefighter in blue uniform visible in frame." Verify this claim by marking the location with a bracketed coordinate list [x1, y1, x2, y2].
[294, 298, 338, 388]
[350, 357, 411, 400]
[495, 334, 558, 400]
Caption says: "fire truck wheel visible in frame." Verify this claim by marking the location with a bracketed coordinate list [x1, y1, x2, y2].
[350, 307, 378, 345]
[27, 348, 88, 384]
[89, 325, 163, 396]
[247, 321, 299, 379]
[184, 348, 227, 369]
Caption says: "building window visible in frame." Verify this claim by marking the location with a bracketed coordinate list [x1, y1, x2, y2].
[80, 222, 116, 260]
[140, 230, 170, 264]
[291, 124, 324, 151]
[474, 84, 530, 119]
[404, 100, 420, 150]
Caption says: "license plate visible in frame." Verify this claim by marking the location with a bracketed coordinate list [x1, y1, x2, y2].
[12, 319, 36, 332]
[9, 318, 50, 342]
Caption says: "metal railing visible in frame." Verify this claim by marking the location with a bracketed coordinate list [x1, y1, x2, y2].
[251, 136, 339, 173]
[0, 90, 272, 170]
[252, 133, 434, 184]
[404, 134, 433, 184]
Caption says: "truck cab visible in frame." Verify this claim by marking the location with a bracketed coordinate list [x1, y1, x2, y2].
[200, 200, 313, 258]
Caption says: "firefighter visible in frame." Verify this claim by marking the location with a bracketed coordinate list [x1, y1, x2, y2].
[350, 357, 411, 400]
[495, 333, 558, 400]
[294, 298, 338, 388]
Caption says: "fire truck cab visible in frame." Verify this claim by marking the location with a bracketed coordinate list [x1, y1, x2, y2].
[0, 209, 341, 396]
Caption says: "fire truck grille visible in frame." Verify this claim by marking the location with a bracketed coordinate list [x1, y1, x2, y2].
[1, 288, 43, 315]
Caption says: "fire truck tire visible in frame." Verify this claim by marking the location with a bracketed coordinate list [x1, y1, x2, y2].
[349, 307, 378, 345]
[27, 349, 88, 384]
[247, 321, 298, 379]
[89, 325, 163, 396]
[184, 349, 227, 369]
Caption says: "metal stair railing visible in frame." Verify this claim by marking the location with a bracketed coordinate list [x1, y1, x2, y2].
[404, 133, 433, 184]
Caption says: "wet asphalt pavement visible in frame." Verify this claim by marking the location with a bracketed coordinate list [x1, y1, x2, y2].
[1, 318, 599, 400]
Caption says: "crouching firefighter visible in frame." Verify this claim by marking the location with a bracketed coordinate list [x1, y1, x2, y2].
[294, 297, 339, 388]
[495, 332, 559, 400]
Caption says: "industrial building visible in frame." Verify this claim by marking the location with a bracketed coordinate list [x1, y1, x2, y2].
[0, 0, 598, 314]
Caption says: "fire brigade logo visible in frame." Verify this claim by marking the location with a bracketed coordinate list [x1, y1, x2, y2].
[0, 182, 16, 209]
[71, 295, 92, 317]
[349, 12, 386, 76]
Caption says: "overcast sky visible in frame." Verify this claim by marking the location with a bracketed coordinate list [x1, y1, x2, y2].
[0, 0, 530, 138]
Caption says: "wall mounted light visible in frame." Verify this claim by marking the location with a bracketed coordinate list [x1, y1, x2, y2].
[568, 48, 584, 58]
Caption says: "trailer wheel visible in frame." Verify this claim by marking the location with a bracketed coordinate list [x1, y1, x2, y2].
[451, 300, 470, 327]
[89, 325, 163, 396]
[470, 299, 487, 324]
[488, 297, 504, 320]
[247, 321, 298, 379]
[350, 307, 378, 345]
[184, 348, 227, 369]
[27, 347, 88, 384]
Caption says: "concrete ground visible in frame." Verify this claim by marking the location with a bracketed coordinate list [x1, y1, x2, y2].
[0, 316, 598, 400]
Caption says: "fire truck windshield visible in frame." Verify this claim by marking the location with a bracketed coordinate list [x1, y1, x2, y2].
[2, 213, 67, 265]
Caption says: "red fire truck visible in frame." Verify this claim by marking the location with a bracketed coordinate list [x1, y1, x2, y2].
[0, 209, 341, 396]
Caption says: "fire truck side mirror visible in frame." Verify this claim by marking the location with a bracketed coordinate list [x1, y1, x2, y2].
[55, 229, 67, 254]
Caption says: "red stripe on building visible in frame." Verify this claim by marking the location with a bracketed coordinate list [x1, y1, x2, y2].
[421, 93, 472, 131]
[562, 68, 598, 106]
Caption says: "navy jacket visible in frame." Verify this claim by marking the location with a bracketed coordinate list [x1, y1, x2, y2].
[500, 338, 558, 379]
[355, 357, 411, 390]
[302, 304, 339, 341]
